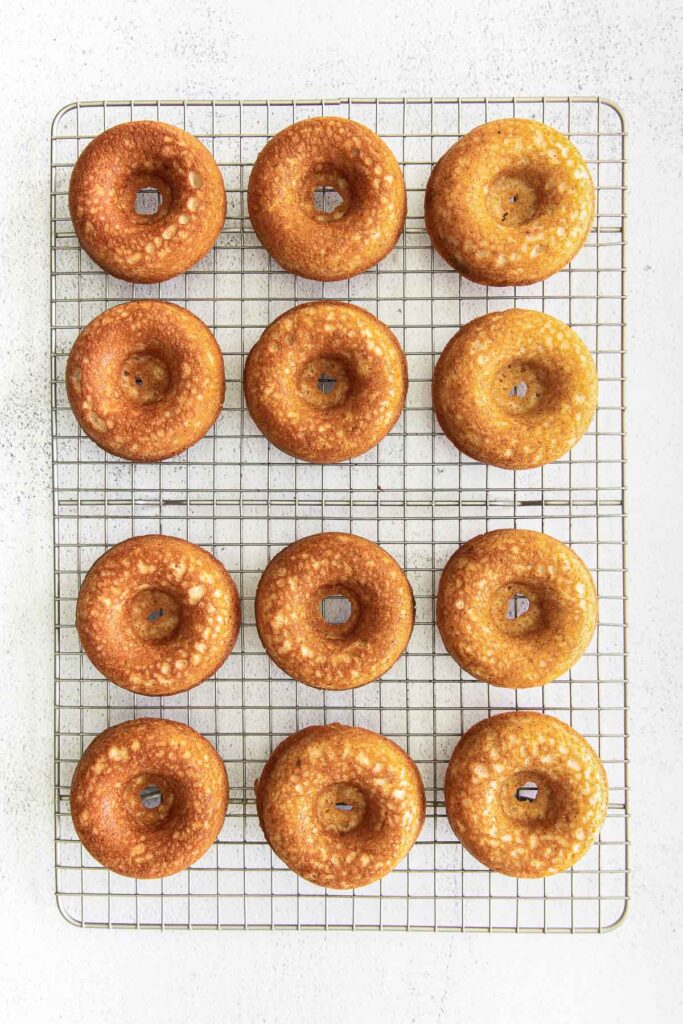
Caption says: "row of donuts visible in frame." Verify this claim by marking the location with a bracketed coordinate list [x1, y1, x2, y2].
[76, 530, 596, 697]
[66, 299, 597, 471]
[72, 713, 607, 887]
[69, 115, 595, 288]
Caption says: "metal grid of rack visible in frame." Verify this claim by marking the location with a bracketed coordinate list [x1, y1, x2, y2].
[51, 97, 628, 931]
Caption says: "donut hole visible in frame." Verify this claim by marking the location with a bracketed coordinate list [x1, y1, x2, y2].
[128, 588, 182, 642]
[306, 167, 352, 223]
[316, 783, 367, 834]
[321, 594, 353, 625]
[494, 360, 548, 416]
[507, 593, 530, 619]
[515, 781, 538, 802]
[500, 771, 555, 824]
[299, 356, 352, 409]
[316, 372, 337, 395]
[313, 186, 344, 215]
[491, 583, 543, 637]
[126, 173, 172, 223]
[126, 772, 175, 824]
[315, 584, 361, 639]
[487, 171, 541, 226]
[139, 783, 163, 809]
[135, 187, 163, 216]
[120, 352, 171, 404]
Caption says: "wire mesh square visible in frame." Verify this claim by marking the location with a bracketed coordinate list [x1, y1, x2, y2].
[51, 97, 628, 931]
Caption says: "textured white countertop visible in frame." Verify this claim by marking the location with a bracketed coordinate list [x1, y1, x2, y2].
[1, 1, 682, 1020]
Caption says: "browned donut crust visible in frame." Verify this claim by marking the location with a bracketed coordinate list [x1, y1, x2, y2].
[69, 121, 226, 283]
[445, 712, 608, 878]
[255, 532, 414, 690]
[71, 718, 228, 878]
[425, 119, 595, 286]
[77, 535, 240, 696]
[433, 309, 598, 469]
[436, 530, 596, 688]
[255, 724, 425, 888]
[247, 117, 406, 281]
[244, 301, 407, 463]
[66, 300, 225, 462]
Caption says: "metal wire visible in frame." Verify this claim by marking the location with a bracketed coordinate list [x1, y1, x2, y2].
[51, 97, 629, 932]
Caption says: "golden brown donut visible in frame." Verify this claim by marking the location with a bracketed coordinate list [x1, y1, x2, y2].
[433, 308, 598, 469]
[244, 301, 407, 463]
[444, 712, 608, 878]
[436, 530, 596, 688]
[425, 119, 595, 286]
[71, 718, 228, 878]
[66, 300, 225, 462]
[255, 532, 414, 690]
[248, 117, 406, 280]
[77, 535, 240, 696]
[255, 724, 425, 889]
[69, 121, 226, 282]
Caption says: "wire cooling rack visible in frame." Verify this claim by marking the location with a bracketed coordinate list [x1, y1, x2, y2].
[51, 97, 628, 931]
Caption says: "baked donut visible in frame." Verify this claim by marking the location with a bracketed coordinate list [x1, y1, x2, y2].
[71, 717, 228, 878]
[433, 308, 598, 469]
[444, 712, 608, 877]
[69, 120, 226, 282]
[255, 724, 425, 889]
[244, 301, 407, 463]
[66, 300, 225, 462]
[436, 529, 596, 688]
[248, 117, 406, 280]
[425, 119, 595, 286]
[77, 535, 240, 696]
[255, 532, 414, 689]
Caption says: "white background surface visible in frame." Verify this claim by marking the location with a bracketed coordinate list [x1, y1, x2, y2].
[1, 1, 682, 1021]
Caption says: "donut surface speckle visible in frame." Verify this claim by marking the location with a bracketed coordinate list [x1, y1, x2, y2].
[445, 712, 608, 878]
[256, 532, 414, 690]
[66, 300, 225, 462]
[255, 724, 425, 889]
[77, 535, 240, 696]
[425, 119, 595, 286]
[71, 717, 228, 878]
[69, 120, 226, 283]
[244, 301, 407, 463]
[437, 529, 596, 688]
[433, 308, 598, 469]
[248, 117, 406, 280]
